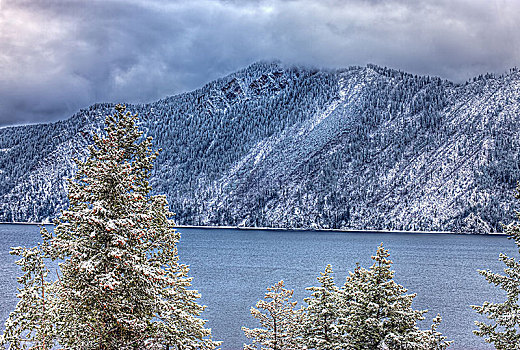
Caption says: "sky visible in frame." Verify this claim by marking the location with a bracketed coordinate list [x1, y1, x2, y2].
[0, 0, 519, 127]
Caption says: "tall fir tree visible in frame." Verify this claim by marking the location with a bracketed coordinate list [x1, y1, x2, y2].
[472, 184, 520, 349]
[1, 105, 219, 350]
[242, 280, 305, 350]
[302, 264, 343, 350]
[337, 244, 451, 349]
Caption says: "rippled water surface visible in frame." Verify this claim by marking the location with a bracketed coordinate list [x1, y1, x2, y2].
[1, 224, 517, 349]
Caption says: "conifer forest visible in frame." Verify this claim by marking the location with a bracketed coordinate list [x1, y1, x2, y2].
[2, 62, 520, 233]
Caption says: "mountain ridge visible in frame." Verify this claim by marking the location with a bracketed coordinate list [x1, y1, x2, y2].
[1, 61, 520, 233]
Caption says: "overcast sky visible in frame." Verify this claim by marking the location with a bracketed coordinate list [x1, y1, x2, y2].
[0, 0, 519, 127]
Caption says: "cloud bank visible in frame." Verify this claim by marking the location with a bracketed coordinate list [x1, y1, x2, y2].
[0, 0, 518, 126]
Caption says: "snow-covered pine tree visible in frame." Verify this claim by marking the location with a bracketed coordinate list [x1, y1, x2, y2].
[338, 244, 451, 349]
[1, 105, 219, 350]
[417, 314, 452, 350]
[472, 185, 520, 349]
[302, 264, 344, 350]
[0, 242, 55, 350]
[242, 280, 305, 350]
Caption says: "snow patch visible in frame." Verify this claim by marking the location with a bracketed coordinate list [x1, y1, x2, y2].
[297, 77, 348, 136]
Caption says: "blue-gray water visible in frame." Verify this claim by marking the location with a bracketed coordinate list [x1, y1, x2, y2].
[0, 224, 517, 349]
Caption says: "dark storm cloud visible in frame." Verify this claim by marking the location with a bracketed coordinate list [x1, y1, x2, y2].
[0, 0, 519, 126]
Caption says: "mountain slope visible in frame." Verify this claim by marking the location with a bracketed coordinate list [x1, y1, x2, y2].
[1, 61, 519, 233]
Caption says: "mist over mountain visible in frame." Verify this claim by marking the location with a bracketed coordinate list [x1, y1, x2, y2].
[1, 61, 519, 233]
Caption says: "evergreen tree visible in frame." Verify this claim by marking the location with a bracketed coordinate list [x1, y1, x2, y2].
[302, 264, 343, 350]
[245, 246, 450, 350]
[242, 280, 305, 350]
[0, 105, 219, 350]
[338, 244, 451, 349]
[472, 185, 520, 349]
[0, 243, 55, 349]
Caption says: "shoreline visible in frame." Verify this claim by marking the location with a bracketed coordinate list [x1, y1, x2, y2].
[176, 224, 457, 235]
[176, 225, 507, 235]
[0, 222, 506, 235]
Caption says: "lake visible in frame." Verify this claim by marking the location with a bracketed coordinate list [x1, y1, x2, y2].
[0, 224, 517, 349]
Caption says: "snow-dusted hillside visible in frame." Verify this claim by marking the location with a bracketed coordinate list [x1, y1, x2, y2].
[1, 61, 519, 233]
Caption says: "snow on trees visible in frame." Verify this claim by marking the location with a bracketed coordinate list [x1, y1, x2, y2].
[244, 244, 450, 350]
[0, 105, 219, 350]
[472, 184, 520, 349]
[338, 244, 450, 349]
[301, 264, 343, 350]
[0, 244, 55, 349]
[242, 280, 305, 350]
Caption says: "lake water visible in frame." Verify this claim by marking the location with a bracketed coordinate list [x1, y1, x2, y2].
[0, 224, 517, 349]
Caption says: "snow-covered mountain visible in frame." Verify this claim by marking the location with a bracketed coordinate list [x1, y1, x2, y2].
[1, 61, 519, 233]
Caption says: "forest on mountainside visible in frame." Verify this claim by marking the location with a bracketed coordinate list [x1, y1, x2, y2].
[1, 61, 519, 233]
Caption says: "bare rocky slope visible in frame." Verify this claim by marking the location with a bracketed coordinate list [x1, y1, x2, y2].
[1, 61, 519, 233]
